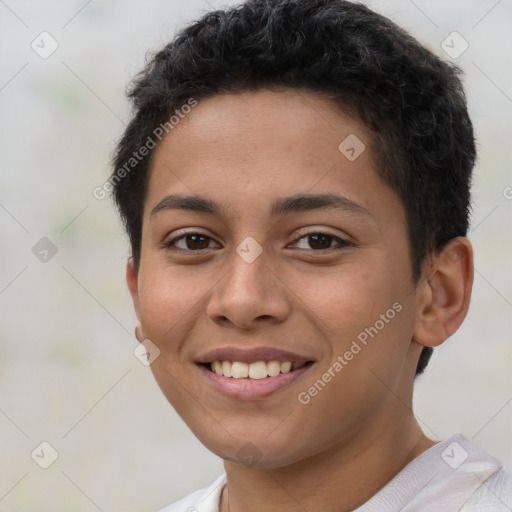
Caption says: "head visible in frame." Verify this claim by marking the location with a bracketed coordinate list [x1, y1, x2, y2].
[111, 0, 475, 468]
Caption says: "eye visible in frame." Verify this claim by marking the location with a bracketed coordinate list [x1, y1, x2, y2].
[161, 230, 352, 253]
[161, 232, 219, 252]
[291, 232, 351, 251]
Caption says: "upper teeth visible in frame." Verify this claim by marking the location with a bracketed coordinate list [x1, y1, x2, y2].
[211, 361, 305, 379]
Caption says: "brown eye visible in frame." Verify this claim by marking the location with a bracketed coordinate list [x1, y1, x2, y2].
[163, 233, 217, 251]
[182, 234, 211, 250]
[307, 233, 333, 250]
[292, 232, 350, 251]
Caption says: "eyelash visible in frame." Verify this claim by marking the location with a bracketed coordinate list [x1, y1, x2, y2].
[160, 231, 352, 253]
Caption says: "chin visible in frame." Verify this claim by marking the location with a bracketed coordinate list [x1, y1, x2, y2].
[196, 429, 311, 470]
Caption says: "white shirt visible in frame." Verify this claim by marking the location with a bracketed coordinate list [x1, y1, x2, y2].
[158, 433, 512, 511]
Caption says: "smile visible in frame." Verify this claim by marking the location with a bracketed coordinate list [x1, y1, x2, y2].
[210, 360, 308, 379]
[198, 359, 314, 400]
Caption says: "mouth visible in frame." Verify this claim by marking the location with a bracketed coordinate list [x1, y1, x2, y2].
[195, 347, 315, 399]
[203, 359, 314, 379]
[195, 347, 316, 399]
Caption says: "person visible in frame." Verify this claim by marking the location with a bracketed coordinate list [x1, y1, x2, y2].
[109, 0, 512, 510]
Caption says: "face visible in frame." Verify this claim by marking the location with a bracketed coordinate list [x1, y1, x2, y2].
[127, 89, 424, 469]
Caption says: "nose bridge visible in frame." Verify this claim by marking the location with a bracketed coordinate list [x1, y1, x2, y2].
[223, 238, 270, 303]
[207, 237, 289, 328]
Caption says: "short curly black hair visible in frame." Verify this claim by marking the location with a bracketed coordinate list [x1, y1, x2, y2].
[110, 0, 476, 376]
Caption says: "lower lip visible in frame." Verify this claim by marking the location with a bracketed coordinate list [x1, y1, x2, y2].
[197, 363, 313, 400]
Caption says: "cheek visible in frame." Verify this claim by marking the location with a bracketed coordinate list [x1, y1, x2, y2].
[308, 263, 412, 370]
[137, 260, 206, 331]
[302, 266, 385, 339]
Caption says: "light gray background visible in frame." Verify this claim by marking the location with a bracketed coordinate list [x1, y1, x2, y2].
[0, 0, 511, 510]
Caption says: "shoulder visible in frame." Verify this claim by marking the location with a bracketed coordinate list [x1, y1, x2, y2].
[354, 433, 511, 512]
[156, 474, 227, 512]
[461, 465, 512, 511]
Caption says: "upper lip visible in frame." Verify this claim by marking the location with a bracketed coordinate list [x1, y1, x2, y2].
[196, 346, 314, 364]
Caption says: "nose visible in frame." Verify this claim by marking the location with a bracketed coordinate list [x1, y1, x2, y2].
[206, 243, 291, 330]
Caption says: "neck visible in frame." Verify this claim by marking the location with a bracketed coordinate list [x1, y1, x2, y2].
[220, 416, 437, 512]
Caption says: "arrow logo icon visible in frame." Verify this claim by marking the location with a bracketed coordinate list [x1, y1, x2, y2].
[338, 134, 365, 161]
[32, 237, 58, 263]
[134, 339, 161, 366]
[236, 237, 263, 263]
[441, 441, 468, 469]
[30, 31, 59, 59]
[31, 441, 59, 469]
[237, 442, 262, 467]
[441, 32, 468, 59]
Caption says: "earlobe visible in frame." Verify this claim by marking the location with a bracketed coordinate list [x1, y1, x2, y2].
[413, 237, 474, 348]
[126, 257, 144, 343]
[126, 257, 138, 299]
[134, 324, 143, 343]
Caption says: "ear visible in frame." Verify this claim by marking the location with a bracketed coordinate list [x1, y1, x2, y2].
[126, 257, 144, 342]
[413, 237, 474, 348]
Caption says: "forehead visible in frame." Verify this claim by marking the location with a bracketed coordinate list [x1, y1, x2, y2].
[152, 89, 374, 169]
[144, 88, 403, 226]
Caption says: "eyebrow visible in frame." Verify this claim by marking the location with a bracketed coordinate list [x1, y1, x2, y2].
[150, 193, 372, 219]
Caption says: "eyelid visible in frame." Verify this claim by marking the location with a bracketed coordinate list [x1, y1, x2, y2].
[161, 227, 353, 253]
[288, 232, 352, 251]
[161, 229, 219, 250]
[289, 225, 353, 244]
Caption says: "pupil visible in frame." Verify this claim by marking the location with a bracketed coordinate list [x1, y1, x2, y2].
[187, 234, 208, 250]
[309, 233, 331, 249]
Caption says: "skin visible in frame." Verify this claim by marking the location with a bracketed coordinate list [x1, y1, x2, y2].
[126, 89, 473, 512]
